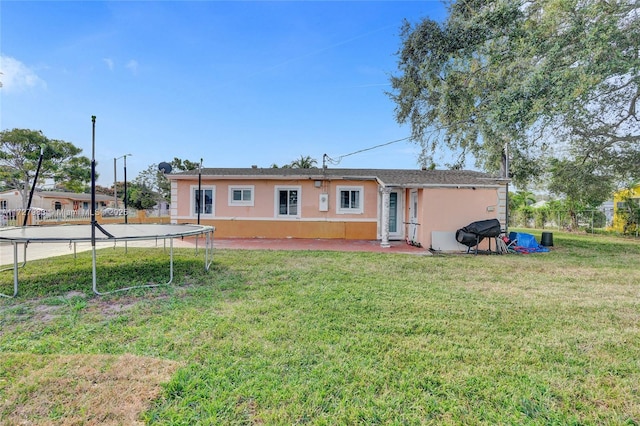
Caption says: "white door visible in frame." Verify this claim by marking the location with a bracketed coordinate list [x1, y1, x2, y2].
[408, 189, 419, 244]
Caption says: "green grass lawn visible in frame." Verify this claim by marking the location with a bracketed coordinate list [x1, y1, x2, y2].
[1, 231, 639, 425]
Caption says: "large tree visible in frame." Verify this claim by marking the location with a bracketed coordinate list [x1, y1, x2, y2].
[125, 182, 158, 211]
[389, 0, 639, 187]
[0, 128, 93, 208]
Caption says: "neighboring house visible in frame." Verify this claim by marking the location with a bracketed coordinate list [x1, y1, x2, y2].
[168, 167, 508, 251]
[147, 201, 171, 216]
[611, 184, 640, 233]
[0, 190, 112, 215]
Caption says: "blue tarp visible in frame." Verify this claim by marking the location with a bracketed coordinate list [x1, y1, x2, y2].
[508, 232, 550, 253]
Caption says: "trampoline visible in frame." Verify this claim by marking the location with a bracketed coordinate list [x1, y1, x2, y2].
[0, 223, 215, 298]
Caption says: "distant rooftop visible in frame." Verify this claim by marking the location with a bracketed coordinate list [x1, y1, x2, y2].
[35, 190, 112, 202]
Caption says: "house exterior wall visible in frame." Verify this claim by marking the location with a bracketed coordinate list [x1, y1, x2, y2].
[0, 191, 24, 210]
[169, 173, 507, 248]
[0, 191, 111, 212]
[419, 187, 503, 250]
[171, 178, 380, 239]
[0, 192, 59, 210]
[612, 185, 640, 232]
[43, 196, 72, 211]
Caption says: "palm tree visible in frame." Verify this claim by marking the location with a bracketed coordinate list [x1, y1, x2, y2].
[290, 155, 317, 169]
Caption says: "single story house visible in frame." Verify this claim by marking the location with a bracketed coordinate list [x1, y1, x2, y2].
[0, 190, 113, 214]
[167, 167, 508, 251]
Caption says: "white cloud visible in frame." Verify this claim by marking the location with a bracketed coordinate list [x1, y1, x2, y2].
[0, 56, 47, 92]
[125, 59, 138, 75]
[103, 58, 115, 71]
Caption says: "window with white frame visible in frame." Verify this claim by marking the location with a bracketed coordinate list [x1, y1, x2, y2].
[275, 186, 300, 217]
[228, 186, 254, 206]
[192, 185, 215, 216]
[336, 186, 363, 214]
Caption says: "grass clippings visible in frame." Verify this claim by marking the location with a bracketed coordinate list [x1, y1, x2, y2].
[0, 353, 180, 425]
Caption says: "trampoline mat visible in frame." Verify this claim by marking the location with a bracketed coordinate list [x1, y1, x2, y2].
[0, 224, 214, 243]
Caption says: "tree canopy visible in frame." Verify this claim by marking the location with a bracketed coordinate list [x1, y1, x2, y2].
[128, 157, 199, 208]
[0, 128, 93, 206]
[389, 0, 639, 187]
[289, 155, 318, 169]
[270, 155, 318, 169]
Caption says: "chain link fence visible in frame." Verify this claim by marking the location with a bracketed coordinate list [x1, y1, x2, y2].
[509, 208, 617, 234]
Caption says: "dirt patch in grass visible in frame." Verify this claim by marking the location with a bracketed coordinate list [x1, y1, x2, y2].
[33, 304, 64, 323]
[1, 353, 181, 425]
[93, 299, 139, 319]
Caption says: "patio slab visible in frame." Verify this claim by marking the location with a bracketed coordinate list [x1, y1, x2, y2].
[1, 236, 429, 266]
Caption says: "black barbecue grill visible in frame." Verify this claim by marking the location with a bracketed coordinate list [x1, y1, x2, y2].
[455, 219, 502, 254]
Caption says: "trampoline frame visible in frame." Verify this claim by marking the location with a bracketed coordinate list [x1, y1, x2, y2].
[1, 117, 217, 299]
[0, 223, 215, 298]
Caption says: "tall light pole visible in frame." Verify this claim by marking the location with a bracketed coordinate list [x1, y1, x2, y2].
[123, 154, 131, 224]
[113, 154, 131, 209]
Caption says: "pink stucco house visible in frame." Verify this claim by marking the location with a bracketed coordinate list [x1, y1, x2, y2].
[167, 167, 508, 251]
[0, 190, 112, 213]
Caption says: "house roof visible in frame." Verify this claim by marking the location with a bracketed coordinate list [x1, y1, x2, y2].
[169, 168, 507, 188]
[35, 191, 112, 202]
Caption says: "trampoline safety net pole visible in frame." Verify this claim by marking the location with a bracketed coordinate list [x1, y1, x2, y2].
[91, 116, 97, 293]
[0, 243, 20, 298]
[23, 145, 45, 227]
[195, 158, 203, 253]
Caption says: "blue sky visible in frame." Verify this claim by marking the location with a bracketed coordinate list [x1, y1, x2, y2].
[1, 1, 447, 186]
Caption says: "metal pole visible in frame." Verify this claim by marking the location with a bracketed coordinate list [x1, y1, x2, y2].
[91, 116, 97, 294]
[124, 155, 128, 224]
[91, 116, 96, 246]
[504, 142, 509, 235]
[113, 157, 118, 208]
[197, 158, 203, 225]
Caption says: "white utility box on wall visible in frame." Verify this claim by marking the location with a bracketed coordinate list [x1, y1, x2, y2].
[319, 193, 329, 211]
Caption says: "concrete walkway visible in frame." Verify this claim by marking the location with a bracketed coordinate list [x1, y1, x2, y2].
[0, 238, 199, 266]
[212, 237, 429, 255]
[1, 235, 428, 266]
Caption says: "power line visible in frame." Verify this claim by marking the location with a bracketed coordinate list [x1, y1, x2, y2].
[323, 136, 412, 167]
